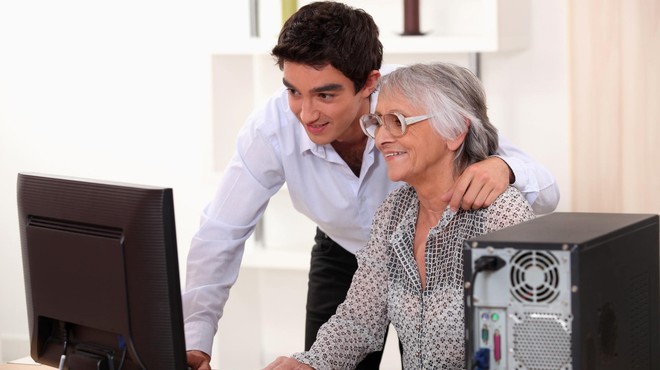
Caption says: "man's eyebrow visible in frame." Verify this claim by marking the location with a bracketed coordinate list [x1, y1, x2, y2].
[282, 78, 295, 89]
[282, 78, 344, 93]
[311, 83, 344, 93]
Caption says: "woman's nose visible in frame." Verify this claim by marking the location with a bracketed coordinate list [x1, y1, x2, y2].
[375, 124, 394, 147]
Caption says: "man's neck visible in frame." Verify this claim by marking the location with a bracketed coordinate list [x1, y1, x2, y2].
[332, 135, 368, 177]
[331, 96, 372, 177]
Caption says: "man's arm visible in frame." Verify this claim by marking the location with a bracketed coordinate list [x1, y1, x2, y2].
[183, 119, 285, 365]
[442, 135, 560, 214]
[187, 350, 212, 370]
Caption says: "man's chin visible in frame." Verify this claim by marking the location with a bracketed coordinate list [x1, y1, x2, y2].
[305, 131, 335, 146]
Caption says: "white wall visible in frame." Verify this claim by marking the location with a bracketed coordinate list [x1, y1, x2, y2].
[0, 0, 569, 368]
[482, 0, 570, 210]
[0, 0, 246, 363]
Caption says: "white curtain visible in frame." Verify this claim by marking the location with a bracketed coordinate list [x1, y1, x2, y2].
[570, 0, 660, 213]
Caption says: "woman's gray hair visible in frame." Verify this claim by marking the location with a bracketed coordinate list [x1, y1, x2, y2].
[378, 62, 499, 175]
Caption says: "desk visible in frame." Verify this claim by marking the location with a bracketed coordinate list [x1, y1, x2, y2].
[0, 357, 53, 370]
[0, 365, 53, 370]
[0, 358, 209, 370]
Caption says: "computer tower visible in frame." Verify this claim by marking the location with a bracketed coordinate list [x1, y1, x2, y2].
[463, 212, 659, 370]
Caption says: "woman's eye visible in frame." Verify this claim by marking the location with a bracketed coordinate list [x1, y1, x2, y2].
[385, 114, 402, 127]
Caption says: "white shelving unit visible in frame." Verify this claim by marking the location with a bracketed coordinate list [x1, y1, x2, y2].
[214, 0, 530, 55]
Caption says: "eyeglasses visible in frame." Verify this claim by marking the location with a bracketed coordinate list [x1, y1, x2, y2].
[359, 112, 432, 139]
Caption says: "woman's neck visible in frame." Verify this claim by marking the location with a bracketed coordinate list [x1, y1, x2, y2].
[415, 173, 456, 214]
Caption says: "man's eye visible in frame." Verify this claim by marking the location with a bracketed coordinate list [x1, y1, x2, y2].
[287, 88, 300, 96]
[319, 93, 334, 100]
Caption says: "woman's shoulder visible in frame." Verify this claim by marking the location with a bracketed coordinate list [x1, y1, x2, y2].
[484, 186, 536, 227]
[382, 184, 416, 207]
[372, 184, 416, 221]
[493, 186, 531, 206]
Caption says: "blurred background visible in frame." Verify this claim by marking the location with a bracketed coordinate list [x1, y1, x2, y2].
[1, 0, 658, 368]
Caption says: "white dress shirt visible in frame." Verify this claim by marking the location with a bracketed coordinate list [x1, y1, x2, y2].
[182, 65, 560, 355]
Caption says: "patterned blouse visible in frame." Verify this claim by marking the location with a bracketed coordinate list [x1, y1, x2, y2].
[293, 185, 536, 369]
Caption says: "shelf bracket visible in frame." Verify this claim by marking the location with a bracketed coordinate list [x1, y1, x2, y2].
[468, 52, 482, 79]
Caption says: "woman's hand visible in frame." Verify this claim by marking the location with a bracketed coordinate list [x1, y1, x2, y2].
[262, 356, 314, 370]
[187, 350, 212, 370]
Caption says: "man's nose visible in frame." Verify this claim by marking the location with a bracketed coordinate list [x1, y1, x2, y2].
[299, 98, 320, 124]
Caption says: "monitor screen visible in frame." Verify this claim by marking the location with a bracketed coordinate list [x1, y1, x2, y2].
[17, 172, 188, 370]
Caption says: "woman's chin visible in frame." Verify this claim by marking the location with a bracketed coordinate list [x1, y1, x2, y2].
[387, 170, 407, 184]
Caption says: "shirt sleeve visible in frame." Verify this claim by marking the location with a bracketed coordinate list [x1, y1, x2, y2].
[292, 200, 393, 369]
[494, 135, 560, 214]
[181, 113, 285, 356]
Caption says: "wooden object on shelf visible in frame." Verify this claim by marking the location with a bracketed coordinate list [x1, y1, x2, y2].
[403, 0, 422, 35]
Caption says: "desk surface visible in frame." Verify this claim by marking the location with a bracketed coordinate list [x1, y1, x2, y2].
[0, 357, 53, 370]
[0, 365, 53, 370]
[1, 359, 208, 370]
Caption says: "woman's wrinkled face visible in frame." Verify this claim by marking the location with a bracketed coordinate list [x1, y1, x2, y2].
[374, 91, 452, 186]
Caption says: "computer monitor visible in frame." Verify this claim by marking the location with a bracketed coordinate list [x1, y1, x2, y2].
[17, 172, 188, 370]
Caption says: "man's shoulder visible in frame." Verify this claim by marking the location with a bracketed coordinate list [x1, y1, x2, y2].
[244, 88, 299, 135]
[380, 64, 404, 77]
[251, 88, 291, 121]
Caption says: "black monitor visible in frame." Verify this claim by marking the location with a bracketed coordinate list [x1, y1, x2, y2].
[17, 172, 188, 370]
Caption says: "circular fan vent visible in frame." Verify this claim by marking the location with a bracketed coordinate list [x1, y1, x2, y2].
[510, 250, 561, 303]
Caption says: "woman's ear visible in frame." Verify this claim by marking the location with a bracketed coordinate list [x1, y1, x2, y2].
[447, 118, 470, 151]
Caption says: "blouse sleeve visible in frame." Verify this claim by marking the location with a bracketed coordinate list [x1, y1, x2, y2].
[484, 186, 537, 232]
[292, 197, 395, 369]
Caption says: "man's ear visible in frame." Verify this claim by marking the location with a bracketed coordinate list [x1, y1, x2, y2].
[361, 70, 381, 97]
[447, 119, 470, 151]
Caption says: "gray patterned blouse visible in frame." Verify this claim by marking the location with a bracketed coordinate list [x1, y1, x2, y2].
[293, 185, 536, 369]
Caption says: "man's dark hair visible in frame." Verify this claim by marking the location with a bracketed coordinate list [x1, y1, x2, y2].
[271, 1, 383, 93]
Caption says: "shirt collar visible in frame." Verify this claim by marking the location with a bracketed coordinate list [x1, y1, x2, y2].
[298, 124, 329, 158]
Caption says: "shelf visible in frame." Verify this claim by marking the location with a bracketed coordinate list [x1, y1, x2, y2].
[213, 0, 530, 56]
[213, 33, 525, 57]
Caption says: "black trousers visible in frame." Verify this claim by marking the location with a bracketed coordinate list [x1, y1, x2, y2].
[305, 228, 389, 369]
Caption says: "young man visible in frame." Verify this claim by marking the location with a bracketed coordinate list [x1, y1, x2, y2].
[184, 2, 559, 369]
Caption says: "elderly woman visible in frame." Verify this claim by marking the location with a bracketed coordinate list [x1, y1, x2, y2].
[264, 62, 536, 369]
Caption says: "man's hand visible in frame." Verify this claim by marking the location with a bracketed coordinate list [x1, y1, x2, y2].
[441, 156, 512, 211]
[262, 356, 314, 370]
[187, 350, 212, 370]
